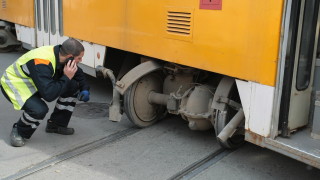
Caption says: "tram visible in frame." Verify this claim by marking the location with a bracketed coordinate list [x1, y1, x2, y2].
[1, 0, 320, 168]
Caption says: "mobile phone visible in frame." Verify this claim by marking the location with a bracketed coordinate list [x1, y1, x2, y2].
[65, 56, 74, 65]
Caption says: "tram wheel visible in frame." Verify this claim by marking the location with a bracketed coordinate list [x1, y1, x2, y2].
[214, 80, 245, 149]
[124, 72, 166, 128]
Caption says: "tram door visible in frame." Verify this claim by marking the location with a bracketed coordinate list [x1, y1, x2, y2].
[280, 0, 320, 136]
[35, 0, 66, 47]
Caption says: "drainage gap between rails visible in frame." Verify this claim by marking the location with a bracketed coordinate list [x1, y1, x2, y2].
[168, 148, 234, 180]
[2, 127, 140, 180]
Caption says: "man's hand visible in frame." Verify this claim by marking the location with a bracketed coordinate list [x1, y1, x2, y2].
[78, 90, 90, 102]
[64, 60, 78, 80]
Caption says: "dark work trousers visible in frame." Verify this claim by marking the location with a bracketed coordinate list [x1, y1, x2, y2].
[1, 80, 79, 139]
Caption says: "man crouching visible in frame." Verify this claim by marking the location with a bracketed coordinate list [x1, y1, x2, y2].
[0, 38, 90, 147]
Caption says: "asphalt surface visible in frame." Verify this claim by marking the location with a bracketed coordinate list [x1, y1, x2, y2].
[0, 51, 320, 180]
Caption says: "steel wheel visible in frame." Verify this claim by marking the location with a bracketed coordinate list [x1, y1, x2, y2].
[215, 110, 245, 149]
[124, 72, 166, 127]
[214, 79, 245, 149]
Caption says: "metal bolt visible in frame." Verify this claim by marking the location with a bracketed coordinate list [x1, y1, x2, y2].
[116, 81, 125, 88]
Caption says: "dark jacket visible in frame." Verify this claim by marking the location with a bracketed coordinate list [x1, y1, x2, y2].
[24, 45, 89, 102]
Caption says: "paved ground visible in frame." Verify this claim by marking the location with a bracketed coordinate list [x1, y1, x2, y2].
[0, 51, 320, 180]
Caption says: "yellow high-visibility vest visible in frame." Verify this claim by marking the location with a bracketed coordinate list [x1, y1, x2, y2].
[0, 46, 56, 110]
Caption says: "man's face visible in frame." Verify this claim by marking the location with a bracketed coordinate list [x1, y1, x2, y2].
[73, 51, 84, 64]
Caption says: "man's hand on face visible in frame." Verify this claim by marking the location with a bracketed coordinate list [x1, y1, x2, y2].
[63, 60, 78, 80]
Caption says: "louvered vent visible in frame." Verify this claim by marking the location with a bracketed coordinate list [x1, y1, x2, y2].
[167, 11, 191, 36]
[1, 0, 6, 8]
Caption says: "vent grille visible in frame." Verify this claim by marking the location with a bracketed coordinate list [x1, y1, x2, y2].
[167, 11, 191, 36]
[2, 0, 6, 8]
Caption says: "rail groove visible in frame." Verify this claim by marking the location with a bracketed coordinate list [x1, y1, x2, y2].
[2, 127, 140, 180]
[168, 148, 233, 180]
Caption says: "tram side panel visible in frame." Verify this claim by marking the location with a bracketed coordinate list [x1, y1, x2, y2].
[1, 0, 284, 87]
[0, 0, 34, 27]
[0, 0, 285, 87]
[0, 0, 35, 49]
[63, 0, 284, 87]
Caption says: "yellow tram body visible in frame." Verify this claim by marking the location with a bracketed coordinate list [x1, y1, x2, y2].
[63, 0, 284, 87]
[0, 0, 34, 27]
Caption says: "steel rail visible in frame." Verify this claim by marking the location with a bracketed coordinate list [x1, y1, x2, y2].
[2, 127, 140, 180]
[168, 148, 234, 180]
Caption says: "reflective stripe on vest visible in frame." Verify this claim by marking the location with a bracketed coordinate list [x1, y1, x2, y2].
[0, 46, 56, 110]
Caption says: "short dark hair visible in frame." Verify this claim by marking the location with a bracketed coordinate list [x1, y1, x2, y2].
[60, 38, 84, 56]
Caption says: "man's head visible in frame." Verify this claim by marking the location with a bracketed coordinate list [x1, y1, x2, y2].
[59, 38, 84, 64]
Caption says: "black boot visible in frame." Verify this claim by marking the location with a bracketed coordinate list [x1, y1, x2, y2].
[10, 124, 26, 147]
[45, 120, 74, 135]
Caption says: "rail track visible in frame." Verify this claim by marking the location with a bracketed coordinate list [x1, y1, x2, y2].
[2, 128, 140, 180]
[168, 148, 233, 180]
[2, 125, 233, 180]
